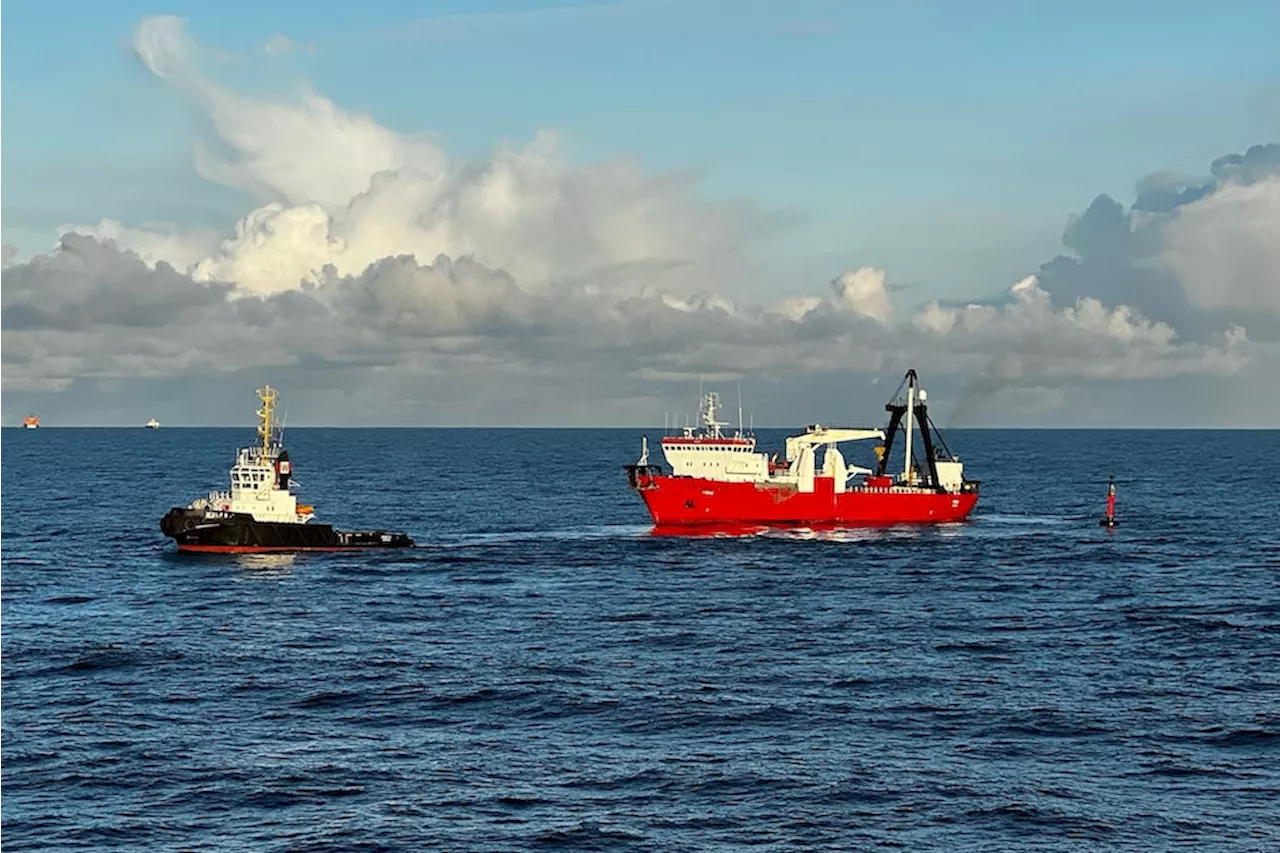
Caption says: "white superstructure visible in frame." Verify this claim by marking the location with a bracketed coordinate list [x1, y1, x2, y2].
[660, 392, 764, 482]
[658, 391, 885, 494]
[186, 386, 315, 524]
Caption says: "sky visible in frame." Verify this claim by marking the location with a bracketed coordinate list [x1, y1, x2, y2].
[2, 0, 1279, 426]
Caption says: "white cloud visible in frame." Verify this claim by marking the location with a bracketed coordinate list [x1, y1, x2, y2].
[61, 218, 221, 273]
[1161, 175, 1280, 312]
[132, 15, 197, 86]
[192, 203, 341, 293]
[777, 295, 823, 321]
[2, 236, 1250, 403]
[909, 276, 1249, 382]
[262, 33, 311, 56]
[14, 16, 1261, 423]
[134, 17, 447, 214]
[107, 17, 753, 300]
[830, 267, 891, 322]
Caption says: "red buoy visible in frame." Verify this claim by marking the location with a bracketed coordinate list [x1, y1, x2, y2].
[1099, 475, 1118, 528]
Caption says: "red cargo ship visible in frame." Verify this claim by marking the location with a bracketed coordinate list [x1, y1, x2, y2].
[625, 370, 978, 528]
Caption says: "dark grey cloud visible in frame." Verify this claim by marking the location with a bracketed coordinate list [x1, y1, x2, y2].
[1034, 142, 1280, 341]
[2, 226, 1252, 425]
[1132, 177, 1217, 215]
[1035, 194, 1183, 325]
[1133, 143, 1280, 214]
[1, 234, 234, 332]
[1211, 142, 1280, 185]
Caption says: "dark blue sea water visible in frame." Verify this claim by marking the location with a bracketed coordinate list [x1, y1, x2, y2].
[3, 428, 1279, 851]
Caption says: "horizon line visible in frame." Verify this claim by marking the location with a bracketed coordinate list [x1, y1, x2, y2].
[7, 424, 1279, 431]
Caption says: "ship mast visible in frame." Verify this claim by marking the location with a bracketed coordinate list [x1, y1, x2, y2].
[701, 392, 727, 438]
[737, 383, 744, 439]
[903, 371, 915, 485]
[256, 385, 278, 456]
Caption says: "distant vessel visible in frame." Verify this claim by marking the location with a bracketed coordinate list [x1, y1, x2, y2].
[624, 369, 979, 527]
[160, 386, 414, 553]
[22, 415, 40, 429]
[146, 418, 161, 429]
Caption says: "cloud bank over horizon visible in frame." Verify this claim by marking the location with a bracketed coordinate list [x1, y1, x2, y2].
[2, 16, 1277, 426]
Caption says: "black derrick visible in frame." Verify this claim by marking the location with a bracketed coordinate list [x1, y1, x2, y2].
[873, 369, 958, 493]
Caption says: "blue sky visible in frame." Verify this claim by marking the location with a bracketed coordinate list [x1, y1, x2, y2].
[5, 0, 1277, 304]
[2, 1, 1278, 426]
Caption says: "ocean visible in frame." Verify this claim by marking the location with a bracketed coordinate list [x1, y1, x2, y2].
[3, 428, 1278, 851]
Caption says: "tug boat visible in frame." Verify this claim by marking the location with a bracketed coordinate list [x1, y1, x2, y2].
[160, 386, 414, 553]
[22, 415, 40, 429]
[624, 369, 979, 528]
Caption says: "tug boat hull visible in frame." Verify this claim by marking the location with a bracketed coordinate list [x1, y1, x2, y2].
[632, 473, 978, 526]
[160, 508, 413, 553]
[158, 385, 414, 554]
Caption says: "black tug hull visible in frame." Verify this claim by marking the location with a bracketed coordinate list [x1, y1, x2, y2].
[161, 508, 414, 553]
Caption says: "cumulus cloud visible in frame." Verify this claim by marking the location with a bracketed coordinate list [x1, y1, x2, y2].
[262, 33, 311, 56]
[1161, 176, 1280, 312]
[62, 218, 222, 272]
[134, 16, 448, 215]
[1036, 142, 1280, 340]
[1, 235, 291, 391]
[6, 16, 1270, 424]
[830, 267, 891, 323]
[2, 234, 233, 333]
[1157, 144, 1280, 316]
[1210, 142, 1280, 186]
[117, 16, 754, 300]
[2, 234, 1249, 404]
[912, 276, 1247, 383]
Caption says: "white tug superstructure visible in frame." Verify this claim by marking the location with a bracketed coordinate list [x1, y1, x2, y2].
[187, 386, 314, 524]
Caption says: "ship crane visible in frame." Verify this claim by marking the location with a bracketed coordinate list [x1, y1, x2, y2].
[784, 426, 886, 484]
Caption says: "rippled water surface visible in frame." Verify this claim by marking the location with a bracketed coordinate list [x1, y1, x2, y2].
[4, 428, 1279, 851]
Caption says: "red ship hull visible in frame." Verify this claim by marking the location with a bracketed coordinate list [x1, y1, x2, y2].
[634, 473, 978, 526]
